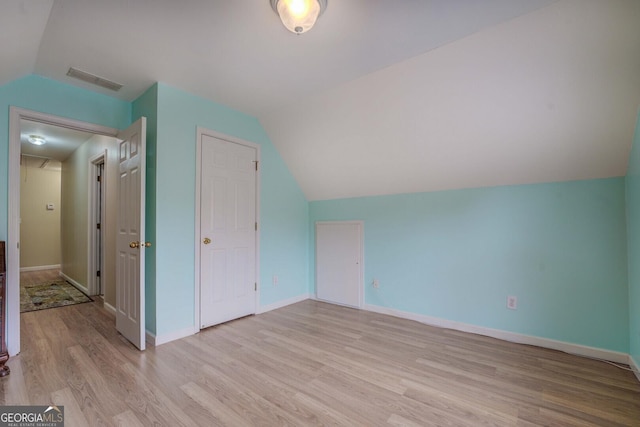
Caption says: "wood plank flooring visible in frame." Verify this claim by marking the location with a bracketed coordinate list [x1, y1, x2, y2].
[2, 270, 639, 426]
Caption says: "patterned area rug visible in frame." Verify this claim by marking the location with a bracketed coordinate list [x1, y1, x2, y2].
[21, 280, 92, 313]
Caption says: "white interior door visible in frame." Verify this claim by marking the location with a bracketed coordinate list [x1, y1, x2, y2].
[116, 117, 146, 350]
[199, 134, 257, 328]
[316, 221, 363, 308]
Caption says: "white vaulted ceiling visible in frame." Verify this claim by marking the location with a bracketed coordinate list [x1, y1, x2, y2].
[261, 0, 640, 200]
[2, 0, 639, 200]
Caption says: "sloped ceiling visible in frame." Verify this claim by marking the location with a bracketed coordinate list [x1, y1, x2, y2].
[2, 0, 639, 201]
[0, 1, 53, 84]
[262, 0, 640, 200]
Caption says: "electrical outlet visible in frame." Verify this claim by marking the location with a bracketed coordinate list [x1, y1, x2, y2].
[272, 275, 278, 286]
[372, 279, 379, 288]
[507, 295, 517, 310]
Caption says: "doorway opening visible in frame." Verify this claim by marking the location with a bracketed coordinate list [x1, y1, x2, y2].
[89, 155, 106, 297]
[8, 107, 121, 356]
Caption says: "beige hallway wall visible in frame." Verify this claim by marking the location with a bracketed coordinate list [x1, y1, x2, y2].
[61, 134, 119, 307]
[20, 163, 62, 268]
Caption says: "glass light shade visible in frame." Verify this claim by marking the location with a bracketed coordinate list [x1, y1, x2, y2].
[28, 135, 46, 146]
[275, 0, 322, 34]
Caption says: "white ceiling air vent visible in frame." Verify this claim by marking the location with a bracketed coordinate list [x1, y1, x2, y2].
[66, 67, 123, 91]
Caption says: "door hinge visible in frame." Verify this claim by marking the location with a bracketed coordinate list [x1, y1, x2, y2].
[255, 222, 258, 231]
[96, 270, 101, 277]
[97, 223, 101, 230]
[97, 175, 101, 182]
[254, 160, 259, 171]
[255, 283, 257, 291]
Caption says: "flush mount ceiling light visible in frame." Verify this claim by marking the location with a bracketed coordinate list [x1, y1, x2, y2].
[28, 135, 46, 146]
[270, 0, 327, 34]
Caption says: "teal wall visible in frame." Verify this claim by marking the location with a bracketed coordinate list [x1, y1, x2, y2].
[152, 83, 308, 336]
[132, 84, 158, 335]
[0, 76, 308, 339]
[310, 178, 629, 352]
[0, 75, 131, 242]
[627, 110, 640, 369]
[1, 75, 635, 359]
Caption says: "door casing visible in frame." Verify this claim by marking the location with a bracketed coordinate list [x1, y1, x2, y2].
[88, 151, 107, 296]
[7, 107, 119, 355]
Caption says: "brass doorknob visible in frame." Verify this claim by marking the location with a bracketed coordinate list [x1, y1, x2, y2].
[129, 241, 139, 248]
[143, 242, 152, 247]
[203, 237, 211, 245]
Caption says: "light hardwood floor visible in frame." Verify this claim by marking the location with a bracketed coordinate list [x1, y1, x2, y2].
[2, 270, 639, 426]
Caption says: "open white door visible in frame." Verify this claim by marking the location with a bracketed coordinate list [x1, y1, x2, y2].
[116, 117, 146, 350]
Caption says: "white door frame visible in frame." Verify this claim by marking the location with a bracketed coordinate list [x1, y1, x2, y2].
[315, 220, 365, 309]
[194, 127, 261, 332]
[88, 151, 107, 296]
[8, 107, 119, 355]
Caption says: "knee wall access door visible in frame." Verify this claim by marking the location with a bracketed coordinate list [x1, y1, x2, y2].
[315, 221, 363, 308]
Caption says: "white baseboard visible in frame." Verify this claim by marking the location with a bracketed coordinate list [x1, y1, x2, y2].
[59, 272, 89, 296]
[20, 264, 60, 272]
[146, 326, 196, 347]
[146, 294, 311, 347]
[103, 301, 116, 316]
[137, 297, 636, 372]
[257, 293, 310, 314]
[630, 355, 640, 383]
[145, 330, 156, 347]
[363, 304, 629, 364]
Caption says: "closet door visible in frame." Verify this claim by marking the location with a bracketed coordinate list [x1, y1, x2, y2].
[316, 221, 363, 308]
[199, 134, 257, 328]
